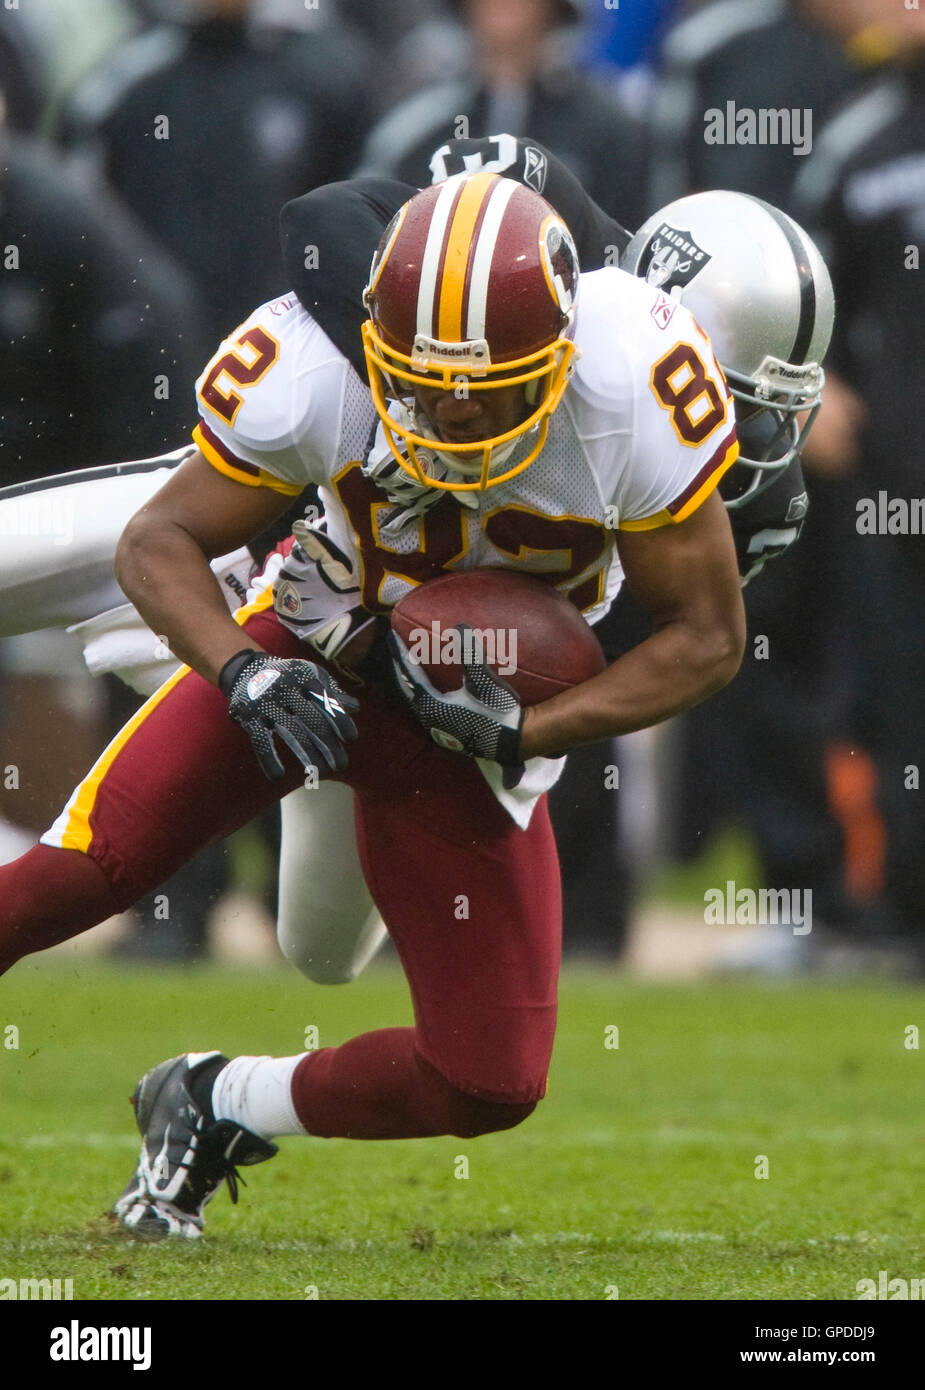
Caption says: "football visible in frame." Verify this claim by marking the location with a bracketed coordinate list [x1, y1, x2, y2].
[390, 568, 606, 706]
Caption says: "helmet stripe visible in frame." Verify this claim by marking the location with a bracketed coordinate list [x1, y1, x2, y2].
[465, 177, 518, 343]
[436, 171, 498, 342]
[746, 194, 816, 364]
[416, 176, 467, 342]
[459, 183, 497, 339]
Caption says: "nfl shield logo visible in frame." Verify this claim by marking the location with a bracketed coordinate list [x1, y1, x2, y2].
[276, 581, 302, 618]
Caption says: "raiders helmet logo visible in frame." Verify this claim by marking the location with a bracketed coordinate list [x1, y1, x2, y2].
[640, 224, 712, 291]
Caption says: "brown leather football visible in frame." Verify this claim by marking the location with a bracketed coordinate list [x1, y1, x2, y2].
[390, 569, 606, 706]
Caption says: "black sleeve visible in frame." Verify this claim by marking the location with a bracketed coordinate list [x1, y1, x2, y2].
[723, 449, 810, 585]
[280, 136, 636, 377]
[427, 135, 633, 268]
[280, 176, 417, 377]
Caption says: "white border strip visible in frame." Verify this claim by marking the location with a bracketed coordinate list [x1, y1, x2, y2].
[465, 178, 518, 343]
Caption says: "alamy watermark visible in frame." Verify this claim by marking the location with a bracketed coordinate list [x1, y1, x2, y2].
[856, 492, 925, 535]
[0, 494, 74, 546]
[704, 102, 812, 157]
[405, 623, 517, 678]
[50, 1320, 151, 1370]
[704, 880, 812, 935]
[0, 1275, 73, 1299]
[857, 1270, 925, 1300]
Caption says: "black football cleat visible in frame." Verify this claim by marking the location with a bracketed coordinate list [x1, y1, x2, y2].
[113, 1052, 278, 1239]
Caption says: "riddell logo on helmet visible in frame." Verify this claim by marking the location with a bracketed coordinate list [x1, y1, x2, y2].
[773, 365, 807, 379]
[412, 335, 491, 372]
[756, 357, 824, 395]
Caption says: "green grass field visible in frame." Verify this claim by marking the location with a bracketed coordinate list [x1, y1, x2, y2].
[1, 958, 923, 1301]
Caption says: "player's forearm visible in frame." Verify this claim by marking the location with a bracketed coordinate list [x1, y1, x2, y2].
[519, 618, 744, 758]
[115, 519, 262, 685]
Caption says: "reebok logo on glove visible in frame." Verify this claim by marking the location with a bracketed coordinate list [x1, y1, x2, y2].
[314, 688, 347, 719]
[220, 650, 359, 782]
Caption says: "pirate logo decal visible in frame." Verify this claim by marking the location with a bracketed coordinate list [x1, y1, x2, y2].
[640, 224, 712, 291]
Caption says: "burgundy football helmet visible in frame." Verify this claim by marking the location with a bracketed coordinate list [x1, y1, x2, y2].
[361, 171, 580, 491]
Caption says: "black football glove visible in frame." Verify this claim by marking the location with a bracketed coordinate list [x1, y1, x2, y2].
[388, 625, 525, 789]
[219, 650, 359, 782]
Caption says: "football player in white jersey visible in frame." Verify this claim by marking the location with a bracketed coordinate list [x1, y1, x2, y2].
[0, 169, 755, 1236]
[0, 140, 833, 992]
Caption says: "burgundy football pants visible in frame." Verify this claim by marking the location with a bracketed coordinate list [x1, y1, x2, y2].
[0, 600, 562, 1135]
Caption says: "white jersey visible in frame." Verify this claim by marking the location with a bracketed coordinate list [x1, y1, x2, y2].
[192, 268, 738, 825]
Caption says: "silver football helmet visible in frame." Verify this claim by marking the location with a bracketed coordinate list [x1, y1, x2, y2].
[623, 191, 834, 509]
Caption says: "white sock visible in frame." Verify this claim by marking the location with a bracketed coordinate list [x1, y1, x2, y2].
[211, 1055, 306, 1139]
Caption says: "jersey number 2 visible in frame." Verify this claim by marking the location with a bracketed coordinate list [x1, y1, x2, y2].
[198, 327, 280, 426]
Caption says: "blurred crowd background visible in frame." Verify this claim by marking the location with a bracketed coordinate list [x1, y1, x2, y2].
[0, 0, 922, 976]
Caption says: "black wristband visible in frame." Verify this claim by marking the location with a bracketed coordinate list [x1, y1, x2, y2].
[495, 718, 525, 767]
[218, 649, 259, 697]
